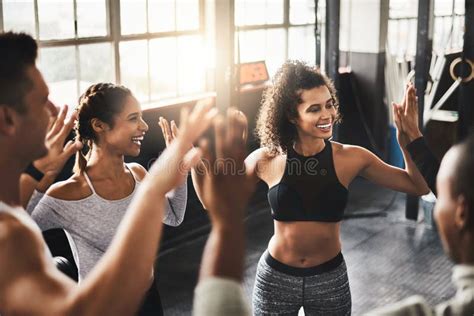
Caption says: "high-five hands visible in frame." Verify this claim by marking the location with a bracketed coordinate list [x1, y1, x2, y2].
[148, 99, 217, 195]
[392, 83, 423, 148]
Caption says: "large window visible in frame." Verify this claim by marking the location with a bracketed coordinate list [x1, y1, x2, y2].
[1, 0, 204, 107]
[235, 0, 324, 77]
[1, 0, 324, 106]
[387, 0, 465, 59]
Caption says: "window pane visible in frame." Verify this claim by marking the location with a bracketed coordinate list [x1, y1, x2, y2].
[265, 0, 284, 24]
[289, 26, 316, 64]
[120, 40, 149, 102]
[238, 30, 266, 63]
[265, 29, 286, 77]
[176, 0, 200, 30]
[38, 0, 75, 40]
[77, 0, 108, 37]
[3, 0, 36, 35]
[389, 0, 418, 18]
[235, 0, 266, 26]
[238, 29, 286, 77]
[120, 0, 147, 35]
[148, 0, 176, 32]
[434, 0, 454, 16]
[177, 36, 206, 95]
[150, 37, 178, 99]
[235, 0, 283, 26]
[38, 46, 78, 107]
[290, 0, 315, 25]
[79, 43, 115, 93]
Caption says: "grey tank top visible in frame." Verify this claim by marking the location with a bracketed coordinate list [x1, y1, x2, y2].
[27, 164, 188, 281]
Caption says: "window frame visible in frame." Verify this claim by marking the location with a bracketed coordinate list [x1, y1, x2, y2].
[0, 0, 206, 105]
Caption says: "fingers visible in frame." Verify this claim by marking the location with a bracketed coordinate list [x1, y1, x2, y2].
[47, 105, 67, 139]
[159, 117, 173, 145]
[178, 99, 218, 144]
[214, 115, 225, 161]
[181, 147, 203, 171]
[392, 103, 402, 131]
[199, 138, 213, 165]
[56, 108, 77, 144]
[171, 120, 179, 138]
[62, 140, 83, 160]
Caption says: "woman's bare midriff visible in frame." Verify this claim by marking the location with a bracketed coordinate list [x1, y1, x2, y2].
[268, 220, 341, 267]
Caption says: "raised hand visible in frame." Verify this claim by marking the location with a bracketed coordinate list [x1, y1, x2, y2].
[146, 99, 217, 195]
[33, 104, 82, 178]
[392, 83, 422, 147]
[197, 108, 255, 227]
[158, 116, 178, 147]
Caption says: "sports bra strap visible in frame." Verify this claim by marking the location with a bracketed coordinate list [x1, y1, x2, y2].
[83, 164, 137, 195]
[82, 171, 97, 195]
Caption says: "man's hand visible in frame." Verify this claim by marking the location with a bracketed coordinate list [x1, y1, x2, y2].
[33, 105, 82, 179]
[197, 108, 255, 228]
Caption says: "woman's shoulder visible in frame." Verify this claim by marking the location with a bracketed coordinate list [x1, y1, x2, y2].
[127, 162, 147, 181]
[45, 174, 91, 201]
[330, 141, 376, 166]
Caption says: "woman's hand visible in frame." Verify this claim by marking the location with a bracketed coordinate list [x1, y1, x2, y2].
[392, 83, 423, 148]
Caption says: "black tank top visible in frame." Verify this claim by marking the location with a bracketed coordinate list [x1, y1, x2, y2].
[267, 140, 348, 222]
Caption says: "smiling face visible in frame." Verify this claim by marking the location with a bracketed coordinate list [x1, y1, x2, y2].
[293, 85, 337, 140]
[98, 95, 149, 157]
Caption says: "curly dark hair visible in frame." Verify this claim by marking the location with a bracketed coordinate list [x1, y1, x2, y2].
[255, 60, 340, 155]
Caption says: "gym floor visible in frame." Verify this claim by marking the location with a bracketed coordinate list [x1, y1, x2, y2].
[156, 178, 454, 315]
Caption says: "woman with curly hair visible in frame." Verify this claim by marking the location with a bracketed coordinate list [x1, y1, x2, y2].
[243, 60, 430, 315]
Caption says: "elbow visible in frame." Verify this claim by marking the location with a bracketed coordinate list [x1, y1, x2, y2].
[412, 186, 430, 197]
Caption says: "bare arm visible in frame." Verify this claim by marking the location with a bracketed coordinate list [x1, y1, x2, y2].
[20, 105, 81, 208]
[1, 102, 216, 315]
[357, 145, 430, 196]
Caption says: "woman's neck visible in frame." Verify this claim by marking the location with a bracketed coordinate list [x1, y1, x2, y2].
[86, 146, 126, 180]
[293, 136, 326, 156]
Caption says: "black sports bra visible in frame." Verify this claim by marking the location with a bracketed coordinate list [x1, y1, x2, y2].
[267, 140, 348, 222]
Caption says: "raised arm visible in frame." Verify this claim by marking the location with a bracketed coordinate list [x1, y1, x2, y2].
[193, 108, 254, 316]
[392, 84, 440, 195]
[1, 102, 216, 315]
[20, 105, 81, 208]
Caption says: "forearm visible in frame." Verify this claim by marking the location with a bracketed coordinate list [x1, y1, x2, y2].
[199, 222, 245, 282]
[191, 161, 208, 209]
[401, 147, 430, 195]
[405, 137, 439, 196]
[25, 190, 44, 215]
[163, 178, 188, 226]
[20, 172, 56, 209]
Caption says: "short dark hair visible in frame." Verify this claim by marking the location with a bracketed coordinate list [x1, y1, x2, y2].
[451, 136, 474, 227]
[0, 32, 38, 113]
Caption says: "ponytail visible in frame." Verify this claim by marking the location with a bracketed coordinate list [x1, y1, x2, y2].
[73, 135, 91, 174]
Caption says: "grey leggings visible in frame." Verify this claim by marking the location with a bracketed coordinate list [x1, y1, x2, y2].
[252, 251, 351, 315]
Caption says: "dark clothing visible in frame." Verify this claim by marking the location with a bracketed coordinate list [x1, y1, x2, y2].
[406, 137, 440, 196]
[268, 140, 348, 222]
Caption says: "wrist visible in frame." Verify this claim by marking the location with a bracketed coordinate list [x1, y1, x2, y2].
[406, 129, 423, 143]
[24, 163, 44, 182]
